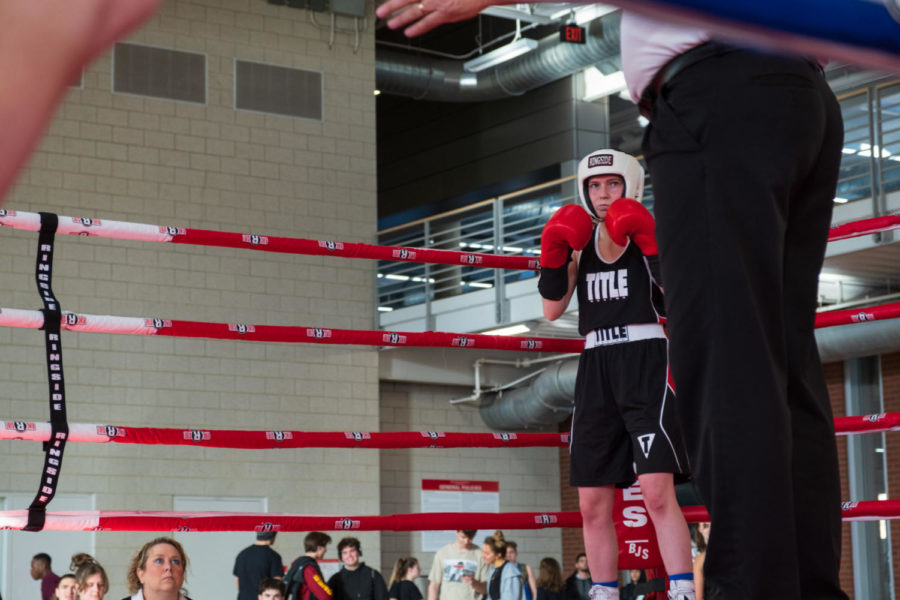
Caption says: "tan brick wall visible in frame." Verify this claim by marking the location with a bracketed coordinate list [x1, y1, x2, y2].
[0, 0, 378, 596]
[379, 381, 563, 583]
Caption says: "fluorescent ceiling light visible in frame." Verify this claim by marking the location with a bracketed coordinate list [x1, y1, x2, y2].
[834, 197, 849, 204]
[483, 324, 531, 335]
[377, 306, 394, 312]
[464, 38, 539, 73]
[572, 3, 618, 25]
[479, 3, 617, 25]
[583, 67, 627, 101]
[481, 5, 555, 24]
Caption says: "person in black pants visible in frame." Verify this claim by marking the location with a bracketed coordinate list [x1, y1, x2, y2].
[374, 2, 849, 598]
[631, 19, 848, 600]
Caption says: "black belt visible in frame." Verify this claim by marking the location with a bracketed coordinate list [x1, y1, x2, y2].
[638, 42, 826, 119]
[638, 42, 736, 119]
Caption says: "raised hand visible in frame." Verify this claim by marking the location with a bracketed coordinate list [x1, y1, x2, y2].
[376, 0, 493, 36]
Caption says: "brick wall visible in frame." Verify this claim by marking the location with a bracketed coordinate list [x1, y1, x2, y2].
[826, 351, 900, 599]
[379, 381, 562, 582]
[557, 415, 583, 576]
[881, 351, 900, 600]
[0, 0, 377, 597]
[824, 360, 855, 597]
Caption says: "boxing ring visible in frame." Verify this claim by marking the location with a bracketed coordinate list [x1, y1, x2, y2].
[0, 1, 899, 573]
[0, 208, 899, 557]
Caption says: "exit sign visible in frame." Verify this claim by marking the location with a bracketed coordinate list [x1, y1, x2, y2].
[560, 24, 586, 44]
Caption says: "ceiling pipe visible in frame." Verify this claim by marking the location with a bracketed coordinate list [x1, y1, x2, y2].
[815, 318, 900, 363]
[479, 318, 900, 431]
[375, 13, 621, 102]
[479, 358, 578, 430]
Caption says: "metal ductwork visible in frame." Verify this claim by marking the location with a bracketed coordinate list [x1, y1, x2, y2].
[815, 318, 900, 363]
[480, 358, 579, 430]
[376, 13, 621, 102]
[479, 319, 900, 431]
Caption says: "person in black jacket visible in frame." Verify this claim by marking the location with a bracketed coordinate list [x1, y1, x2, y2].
[620, 570, 646, 600]
[327, 538, 388, 600]
[563, 554, 589, 600]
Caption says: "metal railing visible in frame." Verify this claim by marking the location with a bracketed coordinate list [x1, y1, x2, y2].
[377, 80, 900, 318]
[376, 178, 572, 315]
[836, 81, 900, 208]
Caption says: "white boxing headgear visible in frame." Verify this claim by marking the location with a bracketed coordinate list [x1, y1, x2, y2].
[577, 149, 645, 218]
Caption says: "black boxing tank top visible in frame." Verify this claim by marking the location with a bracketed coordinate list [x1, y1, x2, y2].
[576, 226, 665, 336]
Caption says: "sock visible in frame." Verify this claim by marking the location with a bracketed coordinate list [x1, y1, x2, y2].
[592, 581, 618, 588]
[668, 573, 694, 592]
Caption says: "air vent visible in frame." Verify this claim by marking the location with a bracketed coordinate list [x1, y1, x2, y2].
[235, 60, 323, 120]
[113, 43, 206, 104]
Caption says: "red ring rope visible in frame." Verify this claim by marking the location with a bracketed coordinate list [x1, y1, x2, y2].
[827, 214, 900, 242]
[2, 412, 896, 448]
[814, 301, 900, 328]
[0, 307, 585, 352]
[0, 300, 897, 355]
[0, 500, 897, 532]
[0, 421, 569, 448]
[0, 209, 539, 270]
[1, 209, 897, 270]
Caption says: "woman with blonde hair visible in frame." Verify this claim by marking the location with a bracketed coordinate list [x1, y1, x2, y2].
[121, 537, 193, 600]
[70, 554, 108, 600]
[462, 531, 523, 600]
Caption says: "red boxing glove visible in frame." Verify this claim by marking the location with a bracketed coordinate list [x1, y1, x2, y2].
[605, 198, 658, 255]
[540, 204, 593, 269]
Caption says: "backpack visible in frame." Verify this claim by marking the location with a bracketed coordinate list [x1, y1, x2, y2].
[284, 556, 322, 600]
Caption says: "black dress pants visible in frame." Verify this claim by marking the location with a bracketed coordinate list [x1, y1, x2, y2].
[642, 49, 848, 600]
